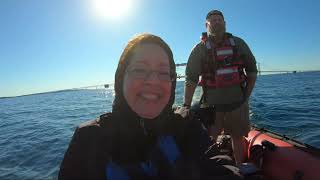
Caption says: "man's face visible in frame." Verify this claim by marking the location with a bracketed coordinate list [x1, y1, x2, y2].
[206, 14, 226, 36]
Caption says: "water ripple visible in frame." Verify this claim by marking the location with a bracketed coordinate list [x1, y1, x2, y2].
[0, 72, 320, 179]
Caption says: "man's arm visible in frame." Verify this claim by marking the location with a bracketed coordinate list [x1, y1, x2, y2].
[184, 81, 197, 107]
[184, 43, 204, 107]
[246, 73, 257, 99]
[236, 37, 258, 99]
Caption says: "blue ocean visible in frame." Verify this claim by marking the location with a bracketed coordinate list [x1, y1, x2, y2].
[1, 71, 320, 180]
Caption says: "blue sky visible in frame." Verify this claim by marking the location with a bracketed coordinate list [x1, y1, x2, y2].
[1, 0, 319, 97]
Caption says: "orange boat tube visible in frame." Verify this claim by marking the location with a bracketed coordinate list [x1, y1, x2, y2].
[246, 128, 320, 180]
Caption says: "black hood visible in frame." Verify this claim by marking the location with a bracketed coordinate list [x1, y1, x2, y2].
[111, 40, 176, 132]
[106, 37, 176, 163]
[112, 60, 176, 133]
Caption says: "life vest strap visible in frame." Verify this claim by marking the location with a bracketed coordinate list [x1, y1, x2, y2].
[198, 32, 246, 89]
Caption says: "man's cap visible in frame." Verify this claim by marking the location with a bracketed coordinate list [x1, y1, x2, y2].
[206, 10, 224, 20]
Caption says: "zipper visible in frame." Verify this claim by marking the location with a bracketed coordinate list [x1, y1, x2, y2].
[139, 118, 147, 135]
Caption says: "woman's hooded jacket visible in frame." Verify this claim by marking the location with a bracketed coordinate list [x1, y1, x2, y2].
[58, 37, 212, 180]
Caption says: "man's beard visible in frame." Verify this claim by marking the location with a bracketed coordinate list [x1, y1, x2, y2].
[208, 24, 226, 37]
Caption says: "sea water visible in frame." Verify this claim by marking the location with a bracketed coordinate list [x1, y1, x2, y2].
[0, 71, 319, 179]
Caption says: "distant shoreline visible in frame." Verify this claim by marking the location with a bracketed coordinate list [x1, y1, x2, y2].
[0, 89, 81, 99]
[1, 70, 319, 99]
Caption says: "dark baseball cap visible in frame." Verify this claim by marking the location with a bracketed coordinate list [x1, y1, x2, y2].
[206, 10, 224, 20]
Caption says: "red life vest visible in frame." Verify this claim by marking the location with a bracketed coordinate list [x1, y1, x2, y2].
[198, 33, 246, 88]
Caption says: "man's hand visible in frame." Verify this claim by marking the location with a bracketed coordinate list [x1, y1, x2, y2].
[175, 106, 190, 118]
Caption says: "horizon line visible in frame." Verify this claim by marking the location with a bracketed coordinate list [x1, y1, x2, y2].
[1, 70, 319, 99]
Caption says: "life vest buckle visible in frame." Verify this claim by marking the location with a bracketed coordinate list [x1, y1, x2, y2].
[224, 56, 233, 66]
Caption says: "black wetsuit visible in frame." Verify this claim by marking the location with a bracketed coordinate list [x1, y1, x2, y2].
[58, 112, 242, 180]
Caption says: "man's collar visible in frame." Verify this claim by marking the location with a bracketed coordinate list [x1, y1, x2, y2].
[208, 32, 227, 44]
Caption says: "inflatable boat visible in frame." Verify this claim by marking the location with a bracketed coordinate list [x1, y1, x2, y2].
[190, 105, 320, 180]
[245, 125, 320, 180]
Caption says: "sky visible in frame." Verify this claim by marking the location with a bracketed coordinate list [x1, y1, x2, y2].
[1, 0, 319, 97]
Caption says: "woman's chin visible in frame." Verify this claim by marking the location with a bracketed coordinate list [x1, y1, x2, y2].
[138, 114, 157, 119]
[137, 110, 161, 119]
[129, 103, 166, 119]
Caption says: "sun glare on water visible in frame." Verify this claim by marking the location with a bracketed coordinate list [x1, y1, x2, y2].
[92, 0, 132, 20]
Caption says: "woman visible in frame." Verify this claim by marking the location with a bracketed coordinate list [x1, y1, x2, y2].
[58, 33, 242, 180]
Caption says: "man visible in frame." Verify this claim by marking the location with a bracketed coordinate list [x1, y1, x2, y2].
[183, 10, 257, 166]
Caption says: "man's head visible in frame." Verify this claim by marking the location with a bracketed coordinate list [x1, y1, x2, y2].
[206, 10, 224, 20]
[205, 10, 226, 37]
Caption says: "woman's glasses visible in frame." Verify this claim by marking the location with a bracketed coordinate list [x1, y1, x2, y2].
[126, 67, 175, 82]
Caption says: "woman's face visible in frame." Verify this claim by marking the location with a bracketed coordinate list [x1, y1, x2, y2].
[123, 43, 172, 119]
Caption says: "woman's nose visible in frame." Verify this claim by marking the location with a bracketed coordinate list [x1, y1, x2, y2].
[145, 71, 159, 81]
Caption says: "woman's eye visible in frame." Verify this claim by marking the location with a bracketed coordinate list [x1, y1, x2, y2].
[130, 68, 147, 76]
[159, 72, 170, 76]
[132, 68, 146, 73]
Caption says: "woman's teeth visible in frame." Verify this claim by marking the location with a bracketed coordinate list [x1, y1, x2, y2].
[141, 93, 158, 100]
